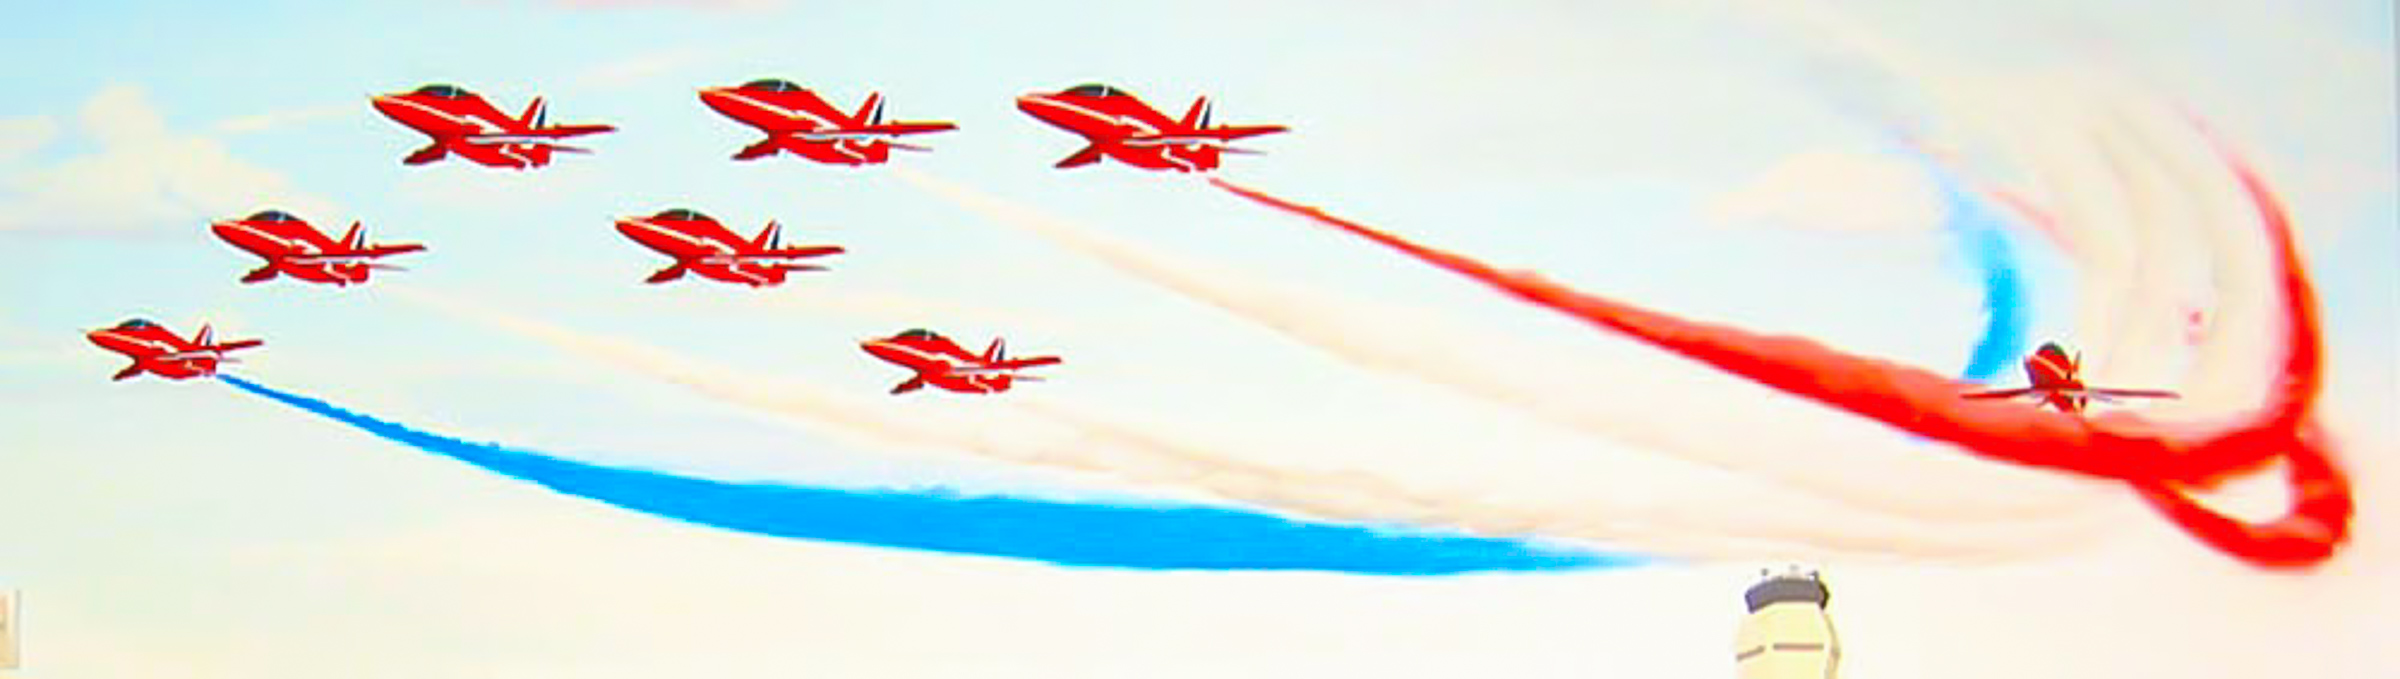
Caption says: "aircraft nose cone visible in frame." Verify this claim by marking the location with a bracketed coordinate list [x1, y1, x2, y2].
[1014, 94, 1054, 112]
[859, 338, 907, 360]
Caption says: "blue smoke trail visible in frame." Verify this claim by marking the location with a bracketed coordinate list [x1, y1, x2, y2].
[217, 375, 1631, 574]
[1927, 161, 2032, 381]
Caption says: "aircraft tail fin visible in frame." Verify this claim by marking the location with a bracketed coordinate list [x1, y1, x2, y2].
[890, 376, 926, 395]
[855, 92, 884, 126]
[1056, 145, 1104, 169]
[113, 363, 144, 381]
[646, 263, 688, 284]
[753, 220, 782, 250]
[1180, 96, 1212, 129]
[403, 142, 448, 165]
[194, 324, 214, 347]
[982, 338, 1006, 362]
[520, 96, 547, 129]
[340, 221, 363, 249]
[241, 265, 280, 284]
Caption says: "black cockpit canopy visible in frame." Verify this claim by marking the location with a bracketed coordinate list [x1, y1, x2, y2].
[414, 84, 471, 99]
[893, 328, 943, 341]
[741, 79, 806, 93]
[115, 318, 160, 331]
[655, 208, 710, 222]
[246, 210, 298, 223]
[1062, 83, 1129, 98]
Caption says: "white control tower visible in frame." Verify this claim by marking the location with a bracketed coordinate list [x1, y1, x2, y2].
[1733, 566, 1839, 678]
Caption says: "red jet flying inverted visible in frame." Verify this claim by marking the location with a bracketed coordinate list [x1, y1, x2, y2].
[860, 329, 1062, 395]
[615, 208, 845, 287]
[85, 319, 262, 381]
[1962, 342, 2178, 414]
[1015, 83, 1287, 172]
[371, 84, 616, 169]
[210, 209, 425, 286]
[699, 79, 958, 165]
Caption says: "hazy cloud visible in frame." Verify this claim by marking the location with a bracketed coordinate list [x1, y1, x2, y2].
[214, 103, 353, 135]
[1701, 150, 1946, 231]
[0, 85, 337, 234]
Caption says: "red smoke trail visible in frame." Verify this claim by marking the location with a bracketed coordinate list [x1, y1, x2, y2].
[1206, 142, 2351, 568]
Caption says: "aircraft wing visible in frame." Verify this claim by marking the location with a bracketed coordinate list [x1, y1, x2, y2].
[1960, 387, 2038, 400]
[746, 246, 847, 259]
[287, 243, 424, 263]
[857, 121, 958, 136]
[2082, 388, 2178, 399]
[949, 357, 1062, 375]
[465, 124, 616, 141]
[358, 243, 428, 257]
[1134, 124, 1289, 143]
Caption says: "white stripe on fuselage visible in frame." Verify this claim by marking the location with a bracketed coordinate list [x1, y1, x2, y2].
[715, 90, 844, 131]
[382, 97, 501, 135]
[94, 332, 219, 363]
[221, 223, 322, 255]
[624, 219, 736, 255]
[873, 342, 988, 373]
[1025, 97, 1163, 136]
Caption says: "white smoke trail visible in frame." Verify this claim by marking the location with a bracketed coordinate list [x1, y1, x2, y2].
[1739, 0, 2285, 422]
[892, 168, 2115, 525]
[385, 285, 2094, 563]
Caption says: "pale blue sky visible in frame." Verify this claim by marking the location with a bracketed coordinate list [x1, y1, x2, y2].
[1, 1, 2393, 676]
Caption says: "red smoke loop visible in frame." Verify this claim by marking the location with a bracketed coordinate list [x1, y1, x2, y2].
[1207, 143, 2352, 568]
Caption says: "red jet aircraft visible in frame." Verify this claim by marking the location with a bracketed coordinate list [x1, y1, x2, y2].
[1962, 342, 2178, 414]
[860, 329, 1061, 395]
[85, 318, 262, 381]
[699, 79, 958, 165]
[1015, 83, 1287, 172]
[615, 208, 845, 287]
[210, 209, 425, 286]
[371, 84, 616, 169]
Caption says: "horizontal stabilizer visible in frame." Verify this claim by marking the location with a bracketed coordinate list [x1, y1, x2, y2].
[2083, 388, 2179, 399]
[214, 339, 264, 352]
[1134, 125, 1290, 144]
[361, 243, 427, 257]
[1961, 387, 2037, 400]
[754, 245, 846, 259]
[861, 121, 958, 136]
[1000, 356, 1063, 369]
